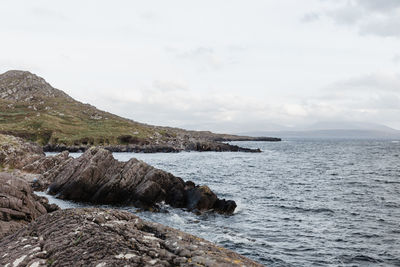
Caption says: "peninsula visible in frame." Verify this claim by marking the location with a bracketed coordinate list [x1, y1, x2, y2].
[0, 70, 280, 153]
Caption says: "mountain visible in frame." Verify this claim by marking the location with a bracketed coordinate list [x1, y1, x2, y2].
[0, 70, 279, 150]
[241, 121, 400, 139]
[306, 121, 399, 133]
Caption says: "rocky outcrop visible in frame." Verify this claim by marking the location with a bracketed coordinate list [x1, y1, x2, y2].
[0, 172, 59, 239]
[0, 70, 71, 102]
[0, 134, 236, 214]
[43, 141, 262, 153]
[185, 141, 261, 152]
[0, 134, 74, 190]
[213, 136, 281, 142]
[22, 151, 71, 174]
[0, 208, 262, 267]
[43, 143, 181, 153]
[47, 147, 236, 214]
[0, 134, 45, 170]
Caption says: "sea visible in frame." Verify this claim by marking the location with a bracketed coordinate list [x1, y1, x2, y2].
[41, 139, 400, 266]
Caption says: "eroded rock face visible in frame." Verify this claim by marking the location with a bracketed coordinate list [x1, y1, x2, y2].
[48, 147, 236, 214]
[0, 172, 59, 239]
[0, 134, 45, 170]
[0, 208, 263, 267]
[22, 151, 70, 174]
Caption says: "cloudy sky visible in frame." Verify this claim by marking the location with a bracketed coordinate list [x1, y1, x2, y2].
[1, 0, 399, 132]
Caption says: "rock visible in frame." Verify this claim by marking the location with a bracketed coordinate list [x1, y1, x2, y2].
[185, 141, 261, 153]
[0, 208, 263, 267]
[42, 141, 263, 153]
[47, 147, 236, 214]
[0, 70, 71, 102]
[22, 151, 71, 174]
[0, 172, 59, 238]
[186, 185, 237, 214]
[0, 134, 45, 170]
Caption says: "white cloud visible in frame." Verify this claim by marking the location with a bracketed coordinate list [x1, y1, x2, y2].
[1, 0, 400, 131]
[301, 12, 320, 23]
[329, 73, 400, 93]
[322, 0, 400, 37]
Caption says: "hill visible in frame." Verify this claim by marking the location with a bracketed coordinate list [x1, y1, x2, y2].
[0, 70, 279, 151]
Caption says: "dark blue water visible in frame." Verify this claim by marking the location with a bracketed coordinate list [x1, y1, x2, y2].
[43, 139, 400, 266]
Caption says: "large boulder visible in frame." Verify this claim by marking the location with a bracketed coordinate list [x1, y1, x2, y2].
[0, 208, 262, 267]
[48, 147, 236, 214]
[0, 172, 59, 238]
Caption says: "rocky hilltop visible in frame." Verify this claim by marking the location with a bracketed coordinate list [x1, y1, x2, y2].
[0, 70, 71, 101]
[0, 70, 280, 152]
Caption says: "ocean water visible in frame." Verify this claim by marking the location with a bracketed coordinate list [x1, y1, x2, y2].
[42, 139, 400, 266]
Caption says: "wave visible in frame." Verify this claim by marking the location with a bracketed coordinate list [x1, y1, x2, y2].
[277, 205, 335, 214]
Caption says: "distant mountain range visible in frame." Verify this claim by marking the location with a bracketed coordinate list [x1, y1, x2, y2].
[240, 121, 400, 139]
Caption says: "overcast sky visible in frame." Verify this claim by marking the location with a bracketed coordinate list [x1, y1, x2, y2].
[1, 0, 400, 132]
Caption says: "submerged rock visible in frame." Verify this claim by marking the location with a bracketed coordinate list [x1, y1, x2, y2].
[47, 148, 236, 214]
[0, 172, 59, 239]
[0, 208, 263, 267]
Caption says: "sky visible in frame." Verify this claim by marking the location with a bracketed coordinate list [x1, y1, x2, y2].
[0, 0, 399, 132]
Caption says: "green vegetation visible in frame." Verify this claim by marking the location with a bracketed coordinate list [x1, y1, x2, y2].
[0, 70, 263, 147]
[0, 96, 162, 146]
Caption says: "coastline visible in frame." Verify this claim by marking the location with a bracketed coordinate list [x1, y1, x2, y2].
[0, 133, 264, 266]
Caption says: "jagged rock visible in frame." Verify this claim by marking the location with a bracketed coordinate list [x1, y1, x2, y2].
[186, 185, 236, 214]
[0, 172, 59, 239]
[22, 151, 71, 174]
[0, 134, 45, 170]
[47, 147, 236, 214]
[0, 208, 263, 267]
[185, 141, 262, 152]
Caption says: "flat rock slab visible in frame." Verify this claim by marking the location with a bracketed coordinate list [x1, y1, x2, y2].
[0, 208, 264, 267]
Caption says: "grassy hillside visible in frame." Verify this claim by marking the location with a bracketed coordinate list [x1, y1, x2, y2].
[0, 70, 277, 147]
[0, 96, 161, 145]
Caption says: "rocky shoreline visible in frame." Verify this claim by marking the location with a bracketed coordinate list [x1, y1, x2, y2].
[42, 140, 264, 153]
[0, 208, 263, 267]
[0, 133, 263, 266]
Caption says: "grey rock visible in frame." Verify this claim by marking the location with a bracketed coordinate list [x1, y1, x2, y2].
[47, 147, 236, 214]
[0, 172, 59, 239]
[0, 208, 264, 267]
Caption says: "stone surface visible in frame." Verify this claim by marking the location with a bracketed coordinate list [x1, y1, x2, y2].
[0, 208, 263, 267]
[0, 134, 45, 170]
[22, 151, 70, 174]
[47, 148, 236, 214]
[0, 172, 59, 239]
[43, 141, 263, 153]
[0, 70, 71, 102]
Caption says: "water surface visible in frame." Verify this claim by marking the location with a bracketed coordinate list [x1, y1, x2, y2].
[43, 139, 400, 266]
